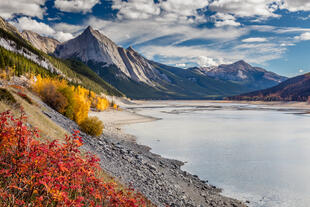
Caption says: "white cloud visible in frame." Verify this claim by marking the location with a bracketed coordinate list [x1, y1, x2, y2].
[197, 56, 218, 67]
[280, 0, 310, 12]
[53, 22, 84, 34]
[137, 38, 286, 67]
[299, 69, 304, 73]
[85, 16, 248, 47]
[54, 0, 100, 13]
[54, 31, 74, 42]
[10, 17, 54, 36]
[280, 42, 295, 46]
[212, 13, 241, 27]
[175, 63, 186, 68]
[294, 32, 310, 41]
[112, 0, 161, 20]
[10, 17, 73, 42]
[209, 0, 281, 19]
[159, 0, 209, 23]
[112, 0, 208, 23]
[242, 37, 267, 43]
[0, 0, 46, 19]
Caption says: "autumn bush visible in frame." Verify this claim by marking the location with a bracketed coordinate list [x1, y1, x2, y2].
[0, 110, 148, 207]
[41, 83, 68, 114]
[79, 116, 104, 136]
[0, 88, 17, 105]
[31, 75, 112, 124]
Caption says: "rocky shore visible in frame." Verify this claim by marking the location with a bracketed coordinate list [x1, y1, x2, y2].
[42, 102, 246, 207]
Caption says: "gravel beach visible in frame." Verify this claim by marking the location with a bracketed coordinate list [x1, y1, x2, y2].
[41, 100, 246, 207]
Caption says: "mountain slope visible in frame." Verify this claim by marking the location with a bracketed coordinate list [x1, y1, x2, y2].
[227, 73, 310, 101]
[54, 27, 262, 99]
[191, 60, 287, 91]
[22, 30, 60, 54]
[0, 16, 23, 39]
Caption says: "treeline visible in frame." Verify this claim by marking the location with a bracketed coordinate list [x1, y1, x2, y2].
[0, 45, 122, 96]
[0, 46, 53, 77]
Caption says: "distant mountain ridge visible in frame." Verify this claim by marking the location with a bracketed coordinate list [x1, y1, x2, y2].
[227, 73, 310, 101]
[191, 60, 287, 91]
[53, 26, 287, 99]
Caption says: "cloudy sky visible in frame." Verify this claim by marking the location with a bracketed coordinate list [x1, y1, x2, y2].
[2, 0, 310, 76]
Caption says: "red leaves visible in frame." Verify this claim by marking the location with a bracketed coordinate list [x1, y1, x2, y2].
[0, 110, 149, 207]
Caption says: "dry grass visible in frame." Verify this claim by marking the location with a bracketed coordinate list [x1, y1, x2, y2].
[0, 86, 68, 142]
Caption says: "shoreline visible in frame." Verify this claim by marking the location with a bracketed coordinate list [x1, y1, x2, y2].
[43, 101, 246, 206]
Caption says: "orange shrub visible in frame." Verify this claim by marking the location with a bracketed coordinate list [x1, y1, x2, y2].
[0, 110, 148, 207]
[41, 83, 68, 114]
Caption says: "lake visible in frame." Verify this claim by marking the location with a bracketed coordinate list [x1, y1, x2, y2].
[123, 101, 310, 207]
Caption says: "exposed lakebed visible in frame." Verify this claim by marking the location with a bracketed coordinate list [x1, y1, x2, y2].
[123, 101, 310, 207]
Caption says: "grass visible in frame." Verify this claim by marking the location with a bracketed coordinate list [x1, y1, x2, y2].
[0, 86, 68, 142]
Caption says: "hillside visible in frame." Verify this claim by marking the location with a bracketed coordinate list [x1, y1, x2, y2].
[0, 18, 122, 96]
[226, 73, 310, 101]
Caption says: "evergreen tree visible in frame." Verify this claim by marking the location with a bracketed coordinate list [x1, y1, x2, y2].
[0, 54, 5, 69]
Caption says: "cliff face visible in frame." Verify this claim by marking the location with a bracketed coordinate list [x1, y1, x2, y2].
[21, 30, 60, 54]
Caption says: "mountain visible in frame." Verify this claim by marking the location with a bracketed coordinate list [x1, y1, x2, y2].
[22, 30, 60, 54]
[55, 26, 165, 85]
[54, 26, 266, 99]
[227, 73, 310, 101]
[191, 60, 287, 91]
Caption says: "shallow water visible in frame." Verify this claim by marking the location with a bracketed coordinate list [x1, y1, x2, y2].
[123, 102, 310, 207]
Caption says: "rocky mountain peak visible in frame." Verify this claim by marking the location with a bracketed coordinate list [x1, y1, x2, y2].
[220, 60, 252, 71]
[21, 30, 60, 54]
[54, 27, 166, 85]
[233, 60, 248, 65]
[127, 46, 135, 51]
[80, 26, 113, 45]
[83, 26, 97, 37]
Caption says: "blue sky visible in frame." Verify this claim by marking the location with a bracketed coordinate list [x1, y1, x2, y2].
[2, 0, 310, 77]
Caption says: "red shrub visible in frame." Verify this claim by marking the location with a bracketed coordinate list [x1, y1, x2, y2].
[0, 110, 148, 207]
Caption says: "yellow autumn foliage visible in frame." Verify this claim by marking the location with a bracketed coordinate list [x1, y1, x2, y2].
[31, 75, 112, 125]
[96, 97, 109, 111]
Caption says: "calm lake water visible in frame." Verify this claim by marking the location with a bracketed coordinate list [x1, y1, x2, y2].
[123, 101, 310, 207]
